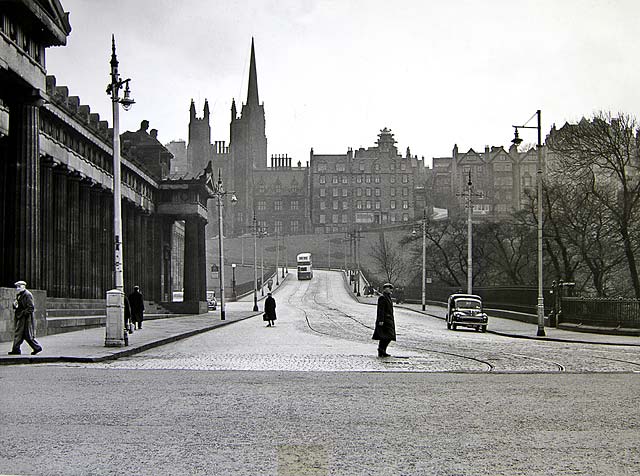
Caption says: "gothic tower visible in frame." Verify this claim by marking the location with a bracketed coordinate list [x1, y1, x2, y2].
[187, 99, 212, 174]
[229, 38, 268, 233]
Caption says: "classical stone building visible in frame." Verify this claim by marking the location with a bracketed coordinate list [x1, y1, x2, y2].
[0, 0, 213, 319]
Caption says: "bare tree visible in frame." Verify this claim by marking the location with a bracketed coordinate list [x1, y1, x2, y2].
[368, 231, 409, 286]
[548, 112, 640, 297]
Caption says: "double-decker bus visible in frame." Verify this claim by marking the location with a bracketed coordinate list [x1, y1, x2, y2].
[296, 252, 313, 280]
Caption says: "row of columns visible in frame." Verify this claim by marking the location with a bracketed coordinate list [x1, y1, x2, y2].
[0, 97, 209, 305]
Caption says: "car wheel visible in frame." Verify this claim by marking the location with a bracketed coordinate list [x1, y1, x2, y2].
[447, 321, 451, 330]
[451, 324, 457, 330]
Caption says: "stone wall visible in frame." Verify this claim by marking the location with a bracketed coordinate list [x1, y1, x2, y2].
[0, 288, 47, 343]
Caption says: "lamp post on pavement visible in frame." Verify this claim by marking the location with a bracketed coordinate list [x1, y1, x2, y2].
[412, 209, 428, 311]
[212, 170, 237, 321]
[512, 109, 546, 337]
[231, 263, 237, 300]
[252, 212, 258, 311]
[259, 229, 267, 296]
[105, 36, 135, 347]
[275, 232, 280, 285]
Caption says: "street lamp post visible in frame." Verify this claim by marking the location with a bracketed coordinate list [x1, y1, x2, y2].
[275, 232, 280, 285]
[260, 229, 266, 296]
[412, 209, 428, 311]
[212, 170, 237, 321]
[105, 36, 135, 347]
[252, 212, 258, 311]
[466, 172, 473, 295]
[231, 263, 237, 300]
[512, 109, 546, 337]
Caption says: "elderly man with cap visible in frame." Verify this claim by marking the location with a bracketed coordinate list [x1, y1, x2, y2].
[372, 282, 396, 357]
[8, 280, 42, 355]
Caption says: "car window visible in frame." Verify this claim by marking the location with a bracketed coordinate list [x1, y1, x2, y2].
[456, 299, 481, 310]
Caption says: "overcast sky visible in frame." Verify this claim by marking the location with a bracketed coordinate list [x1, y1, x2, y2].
[47, 0, 639, 167]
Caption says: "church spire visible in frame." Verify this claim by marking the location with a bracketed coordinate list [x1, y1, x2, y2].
[203, 98, 210, 118]
[189, 99, 196, 120]
[231, 98, 237, 120]
[246, 37, 259, 107]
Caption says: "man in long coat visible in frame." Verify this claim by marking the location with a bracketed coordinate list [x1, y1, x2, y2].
[264, 292, 277, 327]
[8, 281, 42, 355]
[372, 282, 396, 357]
[128, 286, 145, 329]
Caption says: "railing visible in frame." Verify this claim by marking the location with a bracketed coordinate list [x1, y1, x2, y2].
[560, 297, 640, 329]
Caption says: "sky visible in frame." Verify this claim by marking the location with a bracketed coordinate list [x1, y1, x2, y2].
[46, 0, 640, 167]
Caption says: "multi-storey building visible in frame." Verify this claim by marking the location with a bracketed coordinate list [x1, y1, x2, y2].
[432, 143, 540, 217]
[309, 128, 429, 233]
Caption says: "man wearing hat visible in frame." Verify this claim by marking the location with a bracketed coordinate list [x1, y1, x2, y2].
[8, 281, 42, 355]
[372, 282, 396, 357]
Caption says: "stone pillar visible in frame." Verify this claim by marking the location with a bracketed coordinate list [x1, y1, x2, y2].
[67, 173, 81, 297]
[134, 211, 142, 291]
[52, 165, 69, 297]
[101, 190, 113, 294]
[89, 185, 102, 298]
[161, 218, 173, 302]
[11, 102, 40, 287]
[40, 157, 55, 292]
[183, 216, 206, 303]
[79, 179, 92, 298]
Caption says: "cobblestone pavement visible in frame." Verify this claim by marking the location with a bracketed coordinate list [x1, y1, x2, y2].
[87, 270, 640, 373]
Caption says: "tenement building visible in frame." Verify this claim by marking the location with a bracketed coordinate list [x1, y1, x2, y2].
[309, 128, 429, 233]
[432, 143, 541, 218]
[0, 0, 213, 323]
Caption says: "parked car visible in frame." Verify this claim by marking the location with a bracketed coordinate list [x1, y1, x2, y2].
[206, 291, 217, 310]
[446, 294, 488, 332]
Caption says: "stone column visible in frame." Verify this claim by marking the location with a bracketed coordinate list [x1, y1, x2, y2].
[78, 179, 92, 298]
[67, 172, 81, 297]
[89, 185, 101, 298]
[101, 190, 113, 294]
[52, 165, 69, 297]
[183, 217, 205, 303]
[40, 157, 55, 292]
[11, 102, 41, 287]
[134, 211, 142, 290]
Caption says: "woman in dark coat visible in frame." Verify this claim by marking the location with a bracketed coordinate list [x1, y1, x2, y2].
[372, 282, 396, 357]
[264, 292, 277, 327]
[128, 286, 145, 329]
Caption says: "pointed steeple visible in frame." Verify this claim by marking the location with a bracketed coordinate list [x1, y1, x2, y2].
[203, 99, 210, 118]
[189, 99, 196, 120]
[231, 98, 237, 120]
[246, 37, 259, 107]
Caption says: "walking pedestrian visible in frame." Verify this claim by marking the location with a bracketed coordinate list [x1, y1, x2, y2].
[8, 281, 42, 355]
[372, 282, 395, 357]
[128, 286, 145, 329]
[124, 293, 133, 334]
[264, 292, 277, 327]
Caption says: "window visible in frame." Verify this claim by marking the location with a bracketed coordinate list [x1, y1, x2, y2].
[332, 214, 339, 224]
[331, 188, 338, 197]
[319, 214, 326, 224]
[375, 201, 381, 210]
[402, 200, 409, 209]
[275, 183, 282, 194]
[390, 200, 396, 209]
[342, 214, 348, 223]
[274, 200, 282, 211]
[365, 175, 372, 183]
[391, 188, 396, 197]
[333, 201, 339, 210]
[291, 220, 299, 233]
[257, 200, 266, 211]
[356, 188, 363, 197]
[356, 200, 363, 209]
[390, 175, 396, 184]
[402, 188, 408, 197]
[332, 176, 339, 184]
[365, 188, 372, 197]
[275, 220, 282, 234]
[336, 163, 346, 172]
[258, 183, 266, 193]
[359, 162, 365, 172]
[319, 175, 326, 184]
[374, 176, 380, 183]
[402, 213, 409, 221]
[390, 163, 396, 172]
[342, 201, 348, 210]
[291, 183, 299, 193]
[319, 188, 326, 197]
[401, 163, 407, 171]
[317, 163, 327, 172]
[341, 188, 348, 197]
[356, 176, 363, 184]
[366, 200, 372, 209]
[290, 200, 299, 210]
[341, 176, 348, 184]
[374, 188, 381, 197]
[374, 163, 380, 172]
[320, 201, 326, 210]
[402, 175, 409, 183]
